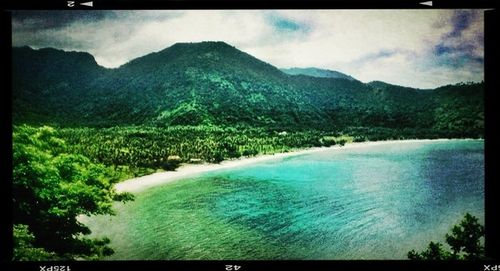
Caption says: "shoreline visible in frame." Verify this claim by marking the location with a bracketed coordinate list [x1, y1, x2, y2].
[114, 138, 480, 193]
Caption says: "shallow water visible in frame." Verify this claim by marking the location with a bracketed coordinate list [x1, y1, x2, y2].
[84, 140, 484, 260]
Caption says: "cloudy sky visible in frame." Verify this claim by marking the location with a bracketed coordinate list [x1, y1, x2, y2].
[12, 10, 484, 88]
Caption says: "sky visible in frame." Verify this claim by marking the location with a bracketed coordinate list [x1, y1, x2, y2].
[11, 10, 484, 89]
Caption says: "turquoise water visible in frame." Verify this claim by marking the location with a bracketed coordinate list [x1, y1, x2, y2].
[85, 140, 484, 260]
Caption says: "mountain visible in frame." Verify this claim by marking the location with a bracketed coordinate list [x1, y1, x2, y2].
[89, 41, 328, 127]
[12, 46, 107, 124]
[367, 80, 400, 89]
[281, 67, 357, 81]
[11, 41, 484, 137]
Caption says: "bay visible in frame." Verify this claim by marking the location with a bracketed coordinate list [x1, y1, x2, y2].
[84, 139, 484, 260]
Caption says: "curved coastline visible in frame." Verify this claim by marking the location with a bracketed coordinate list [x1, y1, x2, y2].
[114, 138, 479, 193]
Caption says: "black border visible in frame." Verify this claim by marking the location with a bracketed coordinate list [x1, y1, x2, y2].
[4, 260, 500, 271]
[2, 1, 499, 271]
[1, 7, 13, 266]
[3, 0, 498, 10]
[484, 7, 499, 262]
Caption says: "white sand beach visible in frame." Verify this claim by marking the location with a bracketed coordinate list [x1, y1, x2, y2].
[114, 138, 463, 193]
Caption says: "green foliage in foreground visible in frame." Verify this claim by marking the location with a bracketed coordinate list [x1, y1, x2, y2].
[13, 224, 57, 261]
[13, 125, 134, 260]
[408, 213, 485, 260]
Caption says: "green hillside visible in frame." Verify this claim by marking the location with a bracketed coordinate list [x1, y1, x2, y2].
[12, 41, 484, 137]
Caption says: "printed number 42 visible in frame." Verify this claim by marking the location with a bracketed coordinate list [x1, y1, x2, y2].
[225, 265, 241, 271]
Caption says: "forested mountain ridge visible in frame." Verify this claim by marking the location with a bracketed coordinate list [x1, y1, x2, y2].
[12, 41, 484, 137]
[281, 67, 357, 81]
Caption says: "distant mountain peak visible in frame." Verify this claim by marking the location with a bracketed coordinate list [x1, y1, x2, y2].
[281, 67, 357, 81]
[157, 41, 237, 55]
[14, 46, 97, 59]
[120, 41, 284, 79]
[367, 80, 427, 91]
[12, 45, 101, 71]
[171, 41, 233, 47]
